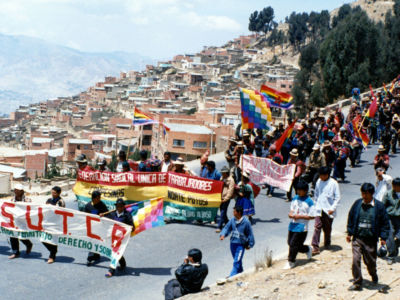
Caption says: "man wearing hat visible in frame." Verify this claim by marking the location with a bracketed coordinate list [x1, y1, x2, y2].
[164, 248, 208, 300]
[104, 198, 134, 277]
[217, 166, 235, 233]
[373, 145, 390, 171]
[97, 159, 109, 172]
[225, 138, 237, 169]
[286, 148, 306, 202]
[8, 184, 33, 259]
[173, 157, 192, 175]
[306, 144, 326, 193]
[76, 154, 94, 172]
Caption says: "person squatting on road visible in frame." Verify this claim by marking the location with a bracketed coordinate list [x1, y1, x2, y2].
[346, 183, 390, 291]
[220, 205, 255, 277]
[285, 180, 315, 269]
[311, 166, 341, 255]
[42, 186, 65, 264]
[8, 184, 33, 260]
[164, 249, 208, 300]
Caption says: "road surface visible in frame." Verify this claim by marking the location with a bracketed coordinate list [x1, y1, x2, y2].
[0, 144, 396, 300]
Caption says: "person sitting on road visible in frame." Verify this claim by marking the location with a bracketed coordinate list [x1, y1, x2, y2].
[164, 248, 208, 300]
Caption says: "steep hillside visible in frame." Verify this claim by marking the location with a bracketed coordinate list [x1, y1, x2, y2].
[0, 33, 153, 115]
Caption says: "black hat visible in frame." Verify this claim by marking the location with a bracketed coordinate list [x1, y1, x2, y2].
[115, 198, 125, 206]
[75, 154, 87, 163]
[188, 248, 202, 263]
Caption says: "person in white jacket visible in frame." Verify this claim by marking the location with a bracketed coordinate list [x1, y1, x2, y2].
[374, 168, 392, 202]
[311, 166, 341, 255]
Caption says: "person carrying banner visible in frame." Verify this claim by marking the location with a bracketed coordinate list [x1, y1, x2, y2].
[97, 159, 110, 172]
[161, 151, 174, 172]
[202, 161, 221, 181]
[346, 183, 390, 291]
[85, 190, 108, 266]
[216, 166, 235, 233]
[42, 186, 65, 264]
[116, 150, 128, 172]
[311, 167, 341, 255]
[220, 205, 255, 277]
[138, 150, 152, 172]
[8, 184, 33, 259]
[163, 249, 208, 300]
[76, 154, 94, 172]
[104, 198, 134, 277]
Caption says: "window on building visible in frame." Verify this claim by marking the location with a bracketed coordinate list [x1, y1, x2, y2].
[173, 139, 185, 147]
[142, 135, 152, 146]
[77, 145, 81, 150]
[84, 145, 90, 150]
[193, 141, 207, 149]
[281, 84, 286, 88]
[143, 124, 153, 130]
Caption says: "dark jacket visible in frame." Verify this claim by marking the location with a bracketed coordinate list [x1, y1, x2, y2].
[175, 263, 208, 295]
[108, 210, 134, 229]
[46, 197, 65, 207]
[347, 198, 390, 242]
[84, 201, 108, 215]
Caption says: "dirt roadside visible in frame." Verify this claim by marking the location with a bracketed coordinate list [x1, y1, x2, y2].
[184, 233, 400, 300]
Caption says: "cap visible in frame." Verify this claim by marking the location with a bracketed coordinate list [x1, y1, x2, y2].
[221, 166, 230, 173]
[97, 159, 107, 166]
[75, 154, 87, 163]
[115, 198, 125, 206]
[312, 144, 320, 151]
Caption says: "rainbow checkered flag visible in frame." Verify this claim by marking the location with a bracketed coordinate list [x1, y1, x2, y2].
[240, 88, 272, 130]
[126, 198, 165, 237]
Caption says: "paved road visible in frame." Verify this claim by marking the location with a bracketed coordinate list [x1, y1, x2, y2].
[0, 144, 397, 300]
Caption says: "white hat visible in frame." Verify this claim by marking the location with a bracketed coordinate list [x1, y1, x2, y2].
[290, 148, 299, 156]
[242, 170, 251, 178]
[14, 184, 25, 191]
[312, 144, 320, 151]
[175, 157, 185, 165]
[378, 145, 385, 151]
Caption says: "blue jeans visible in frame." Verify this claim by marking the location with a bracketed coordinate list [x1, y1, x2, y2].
[387, 216, 400, 259]
[229, 243, 245, 277]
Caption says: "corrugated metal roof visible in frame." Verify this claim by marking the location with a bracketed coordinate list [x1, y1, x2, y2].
[32, 137, 54, 143]
[69, 139, 92, 145]
[0, 164, 26, 179]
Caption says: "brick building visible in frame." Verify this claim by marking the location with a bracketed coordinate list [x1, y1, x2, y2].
[63, 138, 94, 162]
[24, 152, 48, 179]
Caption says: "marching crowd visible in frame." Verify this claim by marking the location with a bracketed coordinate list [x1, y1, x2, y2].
[5, 85, 400, 298]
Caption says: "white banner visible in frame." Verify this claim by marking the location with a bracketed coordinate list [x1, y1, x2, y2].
[0, 201, 132, 268]
[243, 155, 296, 192]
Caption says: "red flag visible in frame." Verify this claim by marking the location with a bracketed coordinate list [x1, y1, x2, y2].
[366, 85, 377, 118]
[274, 120, 296, 152]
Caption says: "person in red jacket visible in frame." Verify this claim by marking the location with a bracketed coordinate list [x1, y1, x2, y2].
[286, 148, 306, 202]
[76, 154, 94, 172]
[373, 145, 390, 171]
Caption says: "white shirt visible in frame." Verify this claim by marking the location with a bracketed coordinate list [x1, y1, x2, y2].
[116, 162, 123, 172]
[374, 174, 393, 202]
[314, 177, 341, 218]
[161, 161, 170, 172]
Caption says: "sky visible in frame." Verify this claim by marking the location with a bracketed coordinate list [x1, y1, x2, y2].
[0, 0, 353, 59]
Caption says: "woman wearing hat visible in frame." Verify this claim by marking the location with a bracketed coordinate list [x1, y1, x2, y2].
[236, 171, 255, 221]
[105, 198, 134, 278]
[173, 157, 191, 175]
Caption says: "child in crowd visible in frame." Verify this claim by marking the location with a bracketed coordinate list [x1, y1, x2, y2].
[285, 180, 315, 269]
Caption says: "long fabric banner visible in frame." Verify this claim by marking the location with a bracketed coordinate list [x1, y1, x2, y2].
[242, 155, 296, 192]
[73, 171, 223, 222]
[0, 201, 132, 268]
